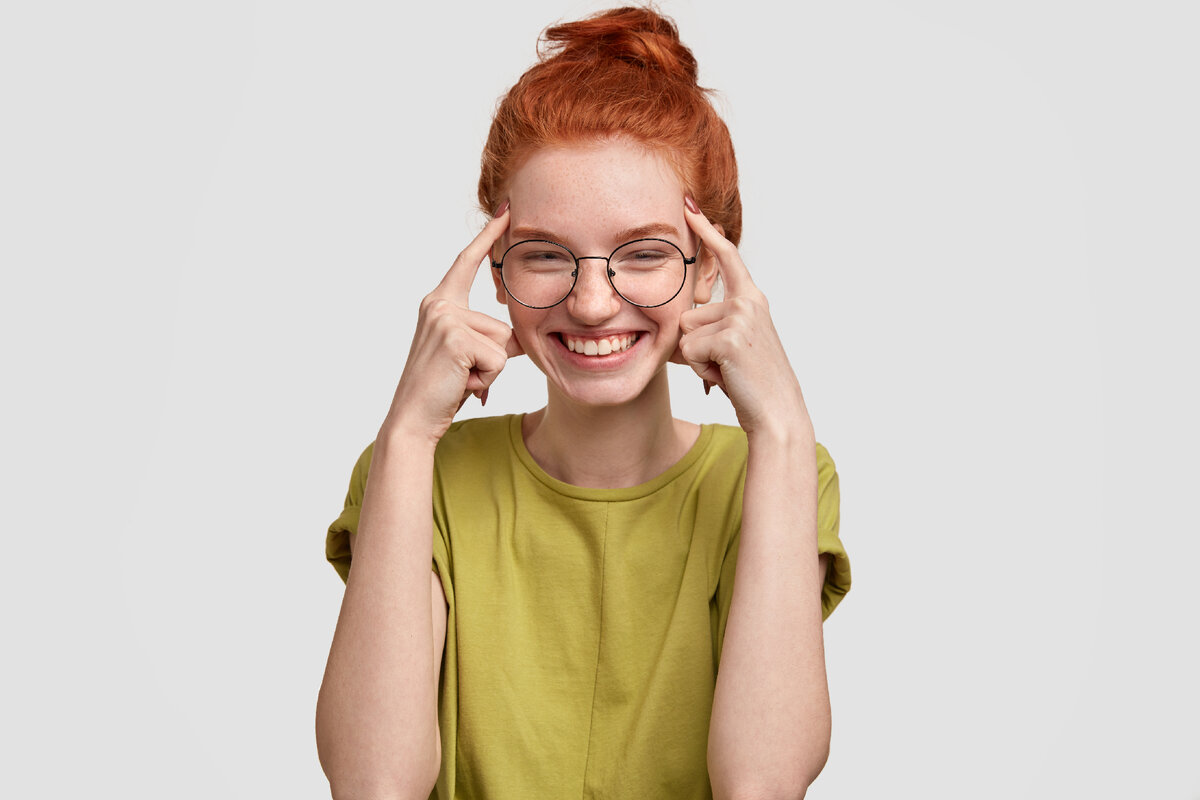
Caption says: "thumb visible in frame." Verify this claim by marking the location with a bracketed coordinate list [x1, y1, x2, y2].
[669, 342, 687, 365]
[684, 354, 724, 387]
[506, 332, 525, 359]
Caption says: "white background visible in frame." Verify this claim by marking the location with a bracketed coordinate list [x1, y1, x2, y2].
[2, 1, 1197, 797]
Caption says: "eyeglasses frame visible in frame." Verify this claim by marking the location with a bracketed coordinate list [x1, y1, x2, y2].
[490, 237, 699, 309]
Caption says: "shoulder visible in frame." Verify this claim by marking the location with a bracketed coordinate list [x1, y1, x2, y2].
[431, 415, 520, 503]
[343, 416, 516, 501]
[433, 414, 515, 470]
[702, 423, 749, 467]
[684, 424, 750, 517]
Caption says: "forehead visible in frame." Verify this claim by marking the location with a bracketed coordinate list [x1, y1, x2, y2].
[506, 140, 685, 240]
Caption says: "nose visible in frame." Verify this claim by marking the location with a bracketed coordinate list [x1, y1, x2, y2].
[565, 257, 622, 323]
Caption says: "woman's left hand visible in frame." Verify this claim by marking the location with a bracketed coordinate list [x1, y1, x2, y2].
[673, 198, 813, 438]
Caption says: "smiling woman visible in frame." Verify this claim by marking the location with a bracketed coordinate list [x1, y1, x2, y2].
[316, 7, 851, 799]
[495, 142, 714, 412]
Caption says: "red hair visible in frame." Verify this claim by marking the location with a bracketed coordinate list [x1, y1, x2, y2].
[478, 6, 742, 245]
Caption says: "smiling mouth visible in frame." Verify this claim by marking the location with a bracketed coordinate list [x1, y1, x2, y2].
[560, 333, 641, 356]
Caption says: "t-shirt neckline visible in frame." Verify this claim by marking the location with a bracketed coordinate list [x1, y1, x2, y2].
[507, 413, 715, 502]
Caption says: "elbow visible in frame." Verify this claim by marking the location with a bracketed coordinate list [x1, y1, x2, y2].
[325, 780, 435, 800]
[322, 758, 439, 800]
[316, 717, 441, 800]
[786, 704, 833, 795]
[801, 721, 832, 788]
[709, 728, 830, 800]
[713, 775, 818, 800]
[326, 784, 432, 800]
[712, 776, 816, 800]
[785, 717, 832, 798]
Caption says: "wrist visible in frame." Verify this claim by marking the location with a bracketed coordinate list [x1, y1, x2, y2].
[745, 410, 815, 450]
[378, 414, 444, 455]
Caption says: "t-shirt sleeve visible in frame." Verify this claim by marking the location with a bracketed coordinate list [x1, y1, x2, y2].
[324, 441, 452, 586]
[813, 442, 850, 619]
[714, 441, 850, 650]
[325, 442, 375, 584]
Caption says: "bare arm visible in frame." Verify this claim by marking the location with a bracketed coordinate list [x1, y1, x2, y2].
[315, 208, 517, 799]
[315, 432, 446, 800]
[677, 200, 832, 799]
[707, 425, 831, 800]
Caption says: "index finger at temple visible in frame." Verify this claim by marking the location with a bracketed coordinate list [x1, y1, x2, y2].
[683, 200, 753, 297]
[436, 205, 511, 303]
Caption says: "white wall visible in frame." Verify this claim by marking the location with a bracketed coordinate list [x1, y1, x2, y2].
[2, 1, 1196, 796]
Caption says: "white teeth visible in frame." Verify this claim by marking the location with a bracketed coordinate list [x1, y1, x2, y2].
[564, 334, 638, 356]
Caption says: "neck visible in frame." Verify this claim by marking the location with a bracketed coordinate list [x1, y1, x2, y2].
[523, 370, 697, 488]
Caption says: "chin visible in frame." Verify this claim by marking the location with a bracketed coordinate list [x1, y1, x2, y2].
[549, 360, 672, 410]
[559, 379, 651, 408]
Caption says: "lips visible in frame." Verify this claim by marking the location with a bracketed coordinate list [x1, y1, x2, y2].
[560, 332, 640, 356]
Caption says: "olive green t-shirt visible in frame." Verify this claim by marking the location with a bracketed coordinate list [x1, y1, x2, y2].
[326, 414, 850, 799]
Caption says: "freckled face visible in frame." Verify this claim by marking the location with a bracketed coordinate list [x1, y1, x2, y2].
[492, 139, 711, 408]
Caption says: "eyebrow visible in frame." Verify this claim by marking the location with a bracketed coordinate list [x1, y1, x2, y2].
[509, 222, 683, 248]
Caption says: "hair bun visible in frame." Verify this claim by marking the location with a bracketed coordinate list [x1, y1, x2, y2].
[541, 6, 698, 84]
[481, 5, 742, 245]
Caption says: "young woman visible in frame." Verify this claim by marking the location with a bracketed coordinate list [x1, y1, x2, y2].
[317, 8, 850, 799]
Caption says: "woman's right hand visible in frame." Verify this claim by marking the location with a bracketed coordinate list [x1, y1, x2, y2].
[381, 203, 523, 444]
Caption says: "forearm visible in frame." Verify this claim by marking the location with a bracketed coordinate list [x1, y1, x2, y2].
[708, 420, 830, 799]
[316, 426, 441, 799]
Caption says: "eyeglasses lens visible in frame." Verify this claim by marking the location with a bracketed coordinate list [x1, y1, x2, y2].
[608, 240, 686, 307]
[501, 242, 577, 308]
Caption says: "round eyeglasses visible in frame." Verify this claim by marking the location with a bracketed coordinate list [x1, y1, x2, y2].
[491, 238, 698, 309]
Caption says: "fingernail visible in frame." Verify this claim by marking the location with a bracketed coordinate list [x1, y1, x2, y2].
[684, 195, 700, 214]
[480, 388, 489, 407]
[493, 199, 510, 217]
[703, 379, 712, 396]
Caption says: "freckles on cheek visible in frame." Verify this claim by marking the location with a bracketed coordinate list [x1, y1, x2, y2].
[516, 328, 537, 356]
[507, 310, 546, 365]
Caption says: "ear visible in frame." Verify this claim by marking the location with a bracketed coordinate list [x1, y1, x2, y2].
[691, 222, 724, 305]
[490, 256, 507, 304]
